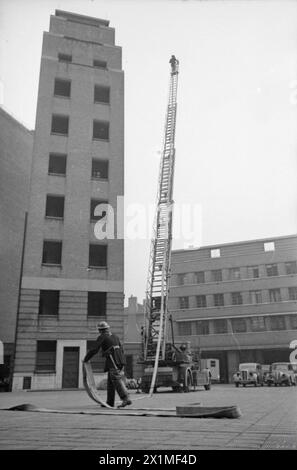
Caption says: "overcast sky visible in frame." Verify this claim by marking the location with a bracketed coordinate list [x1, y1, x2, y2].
[1, 0, 297, 303]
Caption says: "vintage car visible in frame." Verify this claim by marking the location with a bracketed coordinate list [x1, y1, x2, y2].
[266, 362, 296, 386]
[262, 364, 271, 385]
[233, 363, 264, 387]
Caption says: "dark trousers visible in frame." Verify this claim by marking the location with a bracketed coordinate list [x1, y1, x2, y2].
[106, 368, 129, 407]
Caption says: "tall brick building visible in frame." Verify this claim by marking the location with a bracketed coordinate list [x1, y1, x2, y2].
[0, 108, 33, 387]
[12, 10, 124, 390]
[169, 235, 297, 383]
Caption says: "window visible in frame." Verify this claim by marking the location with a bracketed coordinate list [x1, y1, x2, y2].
[264, 241, 275, 252]
[86, 341, 105, 372]
[250, 290, 262, 304]
[178, 322, 191, 336]
[93, 120, 109, 140]
[179, 297, 189, 309]
[42, 241, 62, 265]
[249, 266, 259, 278]
[196, 295, 206, 308]
[94, 85, 110, 104]
[290, 315, 297, 329]
[231, 292, 243, 305]
[89, 244, 107, 267]
[58, 53, 72, 62]
[177, 274, 186, 285]
[45, 195, 64, 219]
[285, 261, 297, 275]
[270, 315, 286, 331]
[36, 341, 56, 372]
[214, 293, 224, 307]
[92, 159, 108, 179]
[48, 153, 67, 175]
[51, 114, 69, 135]
[93, 59, 107, 68]
[266, 264, 278, 277]
[289, 287, 297, 300]
[195, 271, 205, 284]
[269, 288, 281, 303]
[229, 267, 241, 280]
[90, 199, 108, 221]
[196, 321, 209, 335]
[231, 318, 247, 333]
[213, 319, 228, 334]
[39, 290, 59, 316]
[250, 316, 266, 332]
[54, 78, 71, 97]
[210, 248, 220, 258]
[88, 292, 107, 317]
[211, 269, 222, 282]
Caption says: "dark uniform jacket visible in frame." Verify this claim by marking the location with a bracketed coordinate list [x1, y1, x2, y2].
[84, 333, 126, 372]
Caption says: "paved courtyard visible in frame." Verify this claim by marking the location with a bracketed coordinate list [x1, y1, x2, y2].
[0, 384, 296, 450]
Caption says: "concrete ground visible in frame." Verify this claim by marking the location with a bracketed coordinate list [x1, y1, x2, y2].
[0, 384, 296, 450]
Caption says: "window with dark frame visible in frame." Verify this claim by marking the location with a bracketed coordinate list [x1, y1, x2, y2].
[177, 273, 186, 285]
[90, 199, 108, 221]
[290, 315, 297, 329]
[93, 120, 109, 140]
[93, 59, 107, 68]
[179, 297, 189, 309]
[231, 292, 243, 305]
[58, 53, 72, 62]
[266, 264, 278, 277]
[178, 322, 191, 336]
[231, 318, 247, 333]
[45, 195, 65, 219]
[54, 78, 71, 97]
[196, 295, 206, 308]
[288, 287, 297, 300]
[269, 288, 281, 303]
[39, 290, 59, 316]
[250, 290, 262, 304]
[89, 244, 107, 267]
[42, 241, 62, 265]
[48, 153, 67, 175]
[51, 114, 69, 135]
[213, 293, 224, 307]
[87, 292, 107, 317]
[213, 319, 228, 334]
[196, 321, 209, 335]
[86, 340, 105, 371]
[94, 85, 110, 104]
[285, 261, 297, 275]
[91, 159, 109, 179]
[195, 271, 205, 284]
[229, 267, 241, 280]
[36, 341, 57, 372]
[211, 269, 222, 282]
[270, 315, 286, 331]
[250, 316, 266, 332]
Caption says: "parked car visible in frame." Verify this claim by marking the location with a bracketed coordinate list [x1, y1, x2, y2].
[262, 364, 271, 385]
[266, 362, 296, 387]
[291, 363, 297, 383]
[233, 363, 264, 387]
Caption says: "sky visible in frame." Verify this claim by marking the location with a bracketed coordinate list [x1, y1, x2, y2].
[0, 0, 297, 303]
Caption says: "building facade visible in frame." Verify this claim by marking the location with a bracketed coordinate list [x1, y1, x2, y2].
[12, 10, 124, 390]
[124, 295, 144, 379]
[0, 107, 33, 388]
[169, 235, 297, 383]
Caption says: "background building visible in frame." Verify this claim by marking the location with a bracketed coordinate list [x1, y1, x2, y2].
[169, 234, 297, 383]
[0, 107, 33, 389]
[124, 295, 144, 379]
[12, 10, 124, 390]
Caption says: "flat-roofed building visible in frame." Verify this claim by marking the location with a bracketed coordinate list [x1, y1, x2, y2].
[169, 235, 297, 383]
[12, 10, 124, 390]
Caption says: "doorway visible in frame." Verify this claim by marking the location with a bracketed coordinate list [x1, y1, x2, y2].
[62, 347, 79, 388]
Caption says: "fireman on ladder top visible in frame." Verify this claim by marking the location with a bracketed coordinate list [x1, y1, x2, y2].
[169, 55, 178, 73]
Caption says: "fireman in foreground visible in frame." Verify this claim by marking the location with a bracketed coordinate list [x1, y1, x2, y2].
[83, 321, 132, 408]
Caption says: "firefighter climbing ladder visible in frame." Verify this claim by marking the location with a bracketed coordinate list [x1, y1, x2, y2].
[143, 56, 179, 392]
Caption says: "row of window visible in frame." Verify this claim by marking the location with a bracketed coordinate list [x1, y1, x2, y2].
[45, 195, 107, 221]
[42, 241, 107, 267]
[51, 114, 110, 140]
[178, 314, 297, 336]
[49, 153, 109, 180]
[176, 261, 297, 285]
[54, 78, 110, 104]
[35, 340, 105, 372]
[202, 241, 276, 260]
[58, 52, 107, 70]
[178, 286, 297, 309]
[39, 290, 106, 317]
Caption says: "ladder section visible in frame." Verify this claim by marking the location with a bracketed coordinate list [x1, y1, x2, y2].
[144, 56, 179, 363]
